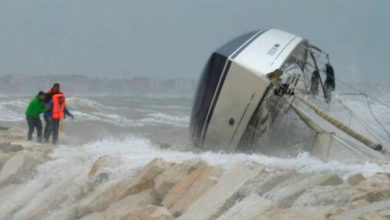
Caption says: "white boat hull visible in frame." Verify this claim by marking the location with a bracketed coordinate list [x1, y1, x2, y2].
[191, 29, 304, 152]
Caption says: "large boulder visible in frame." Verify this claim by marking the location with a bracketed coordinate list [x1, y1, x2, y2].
[294, 173, 390, 208]
[354, 173, 390, 202]
[0, 150, 44, 187]
[0, 151, 13, 170]
[0, 184, 22, 218]
[177, 162, 263, 220]
[102, 189, 158, 220]
[80, 212, 104, 220]
[122, 205, 173, 220]
[347, 173, 365, 186]
[217, 194, 275, 220]
[21, 182, 85, 220]
[77, 158, 171, 217]
[264, 174, 343, 208]
[82, 205, 174, 220]
[154, 161, 204, 200]
[0, 142, 23, 153]
[162, 166, 223, 216]
[10, 141, 54, 156]
[256, 206, 334, 220]
[329, 199, 390, 220]
[292, 184, 359, 207]
[88, 155, 113, 180]
[238, 169, 298, 196]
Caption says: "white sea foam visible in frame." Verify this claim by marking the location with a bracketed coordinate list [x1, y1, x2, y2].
[55, 137, 390, 182]
[66, 97, 118, 111]
[140, 112, 189, 127]
[3, 134, 390, 219]
[0, 99, 28, 121]
[0, 97, 143, 127]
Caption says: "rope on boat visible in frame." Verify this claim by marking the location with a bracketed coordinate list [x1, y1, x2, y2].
[295, 95, 383, 151]
[336, 92, 390, 140]
[285, 73, 390, 141]
[334, 97, 389, 143]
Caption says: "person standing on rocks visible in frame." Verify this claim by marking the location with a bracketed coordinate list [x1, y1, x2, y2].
[44, 83, 63, 103]
[43, 83, 64, 139]
[25, 91, 47, 142]
[44, 93, 74, 144]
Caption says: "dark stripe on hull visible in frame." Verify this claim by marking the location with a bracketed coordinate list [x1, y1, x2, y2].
[231, 29, 268, 59]
[199, 60, 232, 146]
[190, 53, 229, 147]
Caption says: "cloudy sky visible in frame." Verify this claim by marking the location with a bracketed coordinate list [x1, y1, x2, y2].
[0, 0, 389, 82]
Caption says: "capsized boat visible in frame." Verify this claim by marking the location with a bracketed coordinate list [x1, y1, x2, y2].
[190, 28, 385, 161]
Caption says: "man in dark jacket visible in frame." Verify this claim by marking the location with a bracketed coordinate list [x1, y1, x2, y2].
[44, 83, 63, 103]
[44, 83, 64, 140]
[25, 91, 47, 142]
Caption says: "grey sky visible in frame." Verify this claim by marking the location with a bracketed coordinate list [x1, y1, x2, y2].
[0, 0, 389, 82]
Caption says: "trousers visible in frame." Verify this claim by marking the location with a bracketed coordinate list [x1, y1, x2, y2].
[26, 116, 42, 141]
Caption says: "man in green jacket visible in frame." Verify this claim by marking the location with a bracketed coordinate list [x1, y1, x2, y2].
[25, 91, 47, 142]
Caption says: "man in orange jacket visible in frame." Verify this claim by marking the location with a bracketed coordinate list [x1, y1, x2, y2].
[44, 83, 63, 103]
[44, 83, 64, 139]
[44, 94, 74, 144]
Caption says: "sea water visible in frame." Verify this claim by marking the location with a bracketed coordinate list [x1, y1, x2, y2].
[0, 87, 389, 219]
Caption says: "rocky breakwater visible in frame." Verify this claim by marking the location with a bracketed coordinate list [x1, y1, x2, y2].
[1, 128, 390, 219]
[0, 128, 53, 188]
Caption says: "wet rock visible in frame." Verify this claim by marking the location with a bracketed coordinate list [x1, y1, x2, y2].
[0, 143, 23, 153]
[102, 189, 158, 219]
[0, 184, 22, 216]
[80, 212, 104, 220]
[0, 126, 10, 131]
[288, 206, 335, 219]
[36, 207, 77, 220]
[78, 180, 129, 217]
[122, 205, 173, 220]
[24, 199, 55, 220]
[347, 173, 365, 186]
[162, 166, 223, 217]
[0, 151, 12, 170]
[0, 151, 44, 187]
[177, 162, 263, 220]
[11, 141, 51, 152]
[77, 158, 171, 217]
[154, 161, 204, 200]
[239, 169, 298, 196]
[94, 172, 109, 184]
[88, 155, 113, 179]
[293, 184, 359, 207]
[301, 173, 390, 210]
[258, 206, 334, 220]
[217, 194, 275, 220]
[85, 156, 113, 192]
[82, 205, 173, 220]
[325, 200, 370, 219]
[158, 143, 171, 149]
[354, 173, 390, 202]
[330, 199, 390, 220]
[294, 173, 390, 209]
[115, 158, 172, 200]
[17, 181, 85, 220]
[265, 174, 343, 208]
